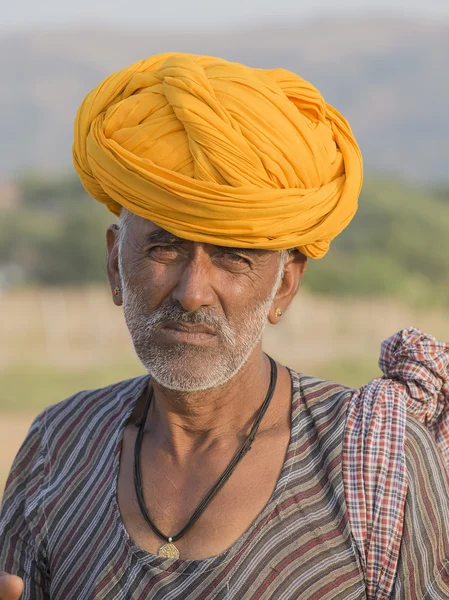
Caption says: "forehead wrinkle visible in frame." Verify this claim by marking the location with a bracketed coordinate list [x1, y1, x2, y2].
[221, 246, 270, 260]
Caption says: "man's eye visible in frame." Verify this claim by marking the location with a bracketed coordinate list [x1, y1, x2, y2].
[220, 252, 250, 266]
[149, 245, 179, 256]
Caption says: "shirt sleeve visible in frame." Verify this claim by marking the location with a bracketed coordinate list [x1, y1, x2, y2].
[343, 327, 449, 600]
[0, 409, 51, 599]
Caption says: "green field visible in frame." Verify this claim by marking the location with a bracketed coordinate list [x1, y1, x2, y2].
[0, 362, 144, 414]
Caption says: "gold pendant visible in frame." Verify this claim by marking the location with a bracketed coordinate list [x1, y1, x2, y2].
[157, 540, 180, 559]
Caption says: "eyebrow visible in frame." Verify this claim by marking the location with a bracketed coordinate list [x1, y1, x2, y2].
[145, 230, 185, 244]
[144, 230, 262, 257]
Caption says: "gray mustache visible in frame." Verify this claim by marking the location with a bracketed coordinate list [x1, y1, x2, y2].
[143, 304, 235, 342]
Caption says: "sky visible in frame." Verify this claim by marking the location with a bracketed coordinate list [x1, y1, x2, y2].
[3, 0, 449, 30]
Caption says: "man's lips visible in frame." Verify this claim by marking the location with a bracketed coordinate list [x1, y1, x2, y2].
[163, 321, 217, 335]
[160, 321, 218, 342]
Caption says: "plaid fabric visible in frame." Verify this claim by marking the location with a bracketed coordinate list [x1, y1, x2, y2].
[344, 327, 449, 600]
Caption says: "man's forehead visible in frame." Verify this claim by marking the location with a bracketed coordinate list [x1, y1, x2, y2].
[146, 228, 185, 244]
[129, 215, 180, 241]
[128, 215, 270, 256]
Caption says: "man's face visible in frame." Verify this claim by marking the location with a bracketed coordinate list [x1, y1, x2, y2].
[113, 215, 288, 392]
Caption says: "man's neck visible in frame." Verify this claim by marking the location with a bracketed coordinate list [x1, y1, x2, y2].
[143, 348, 286, 462]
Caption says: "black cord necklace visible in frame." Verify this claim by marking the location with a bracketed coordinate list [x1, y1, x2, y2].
[133, 356, 278, 559]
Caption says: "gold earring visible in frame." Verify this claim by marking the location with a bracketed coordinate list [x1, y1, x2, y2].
[275, 308, 282, 318]
[113, 287, 121, 297]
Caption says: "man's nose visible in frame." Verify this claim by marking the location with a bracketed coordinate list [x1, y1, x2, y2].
[171, 248, 215, 312]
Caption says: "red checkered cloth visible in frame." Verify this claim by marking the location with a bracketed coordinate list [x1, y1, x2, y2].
[343, 327, 449, 599]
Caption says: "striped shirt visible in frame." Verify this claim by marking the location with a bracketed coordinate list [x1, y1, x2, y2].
[1, 327, 449, 599]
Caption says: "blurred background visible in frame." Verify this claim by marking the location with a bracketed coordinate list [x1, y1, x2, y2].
[1, 0, 448, 498]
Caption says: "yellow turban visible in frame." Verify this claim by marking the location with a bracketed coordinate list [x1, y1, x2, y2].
[73, 52, 363, 258]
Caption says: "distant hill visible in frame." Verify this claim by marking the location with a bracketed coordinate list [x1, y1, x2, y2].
[0, 16, 448, 181]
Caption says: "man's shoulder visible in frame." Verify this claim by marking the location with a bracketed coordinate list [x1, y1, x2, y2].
[405, 415, 449, 477]
[37, 374, 148, 442]
[2, 375, 148, 509]
[288, 369, 354, 442]
[289, 368, 353, 411]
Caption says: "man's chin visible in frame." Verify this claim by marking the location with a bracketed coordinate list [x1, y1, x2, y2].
[135, 351, 245, 392]
[150, 376, 227, 393]
[146, 366, 234, 392]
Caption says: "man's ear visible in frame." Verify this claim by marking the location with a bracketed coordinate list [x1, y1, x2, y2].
[106, 225, 122, 306]
[268, 251, 307, 325]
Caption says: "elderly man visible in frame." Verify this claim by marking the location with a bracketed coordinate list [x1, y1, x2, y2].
[1, 53, 449, 600]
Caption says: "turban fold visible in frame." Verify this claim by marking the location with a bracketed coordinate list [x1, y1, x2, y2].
[73, 52, 363, 258]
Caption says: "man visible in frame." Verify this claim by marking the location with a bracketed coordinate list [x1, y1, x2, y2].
[1, 53, 448, 599]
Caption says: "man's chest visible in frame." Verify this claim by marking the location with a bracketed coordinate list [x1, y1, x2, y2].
[116, 421, 290, 560]
[42, 391, 366, 599]
[46, 435, 365, 600]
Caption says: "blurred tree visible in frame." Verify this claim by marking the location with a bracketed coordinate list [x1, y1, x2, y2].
[32, 206, 110, 284]
[1, 173, 114, 286]
[289, 178, 449, 306]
